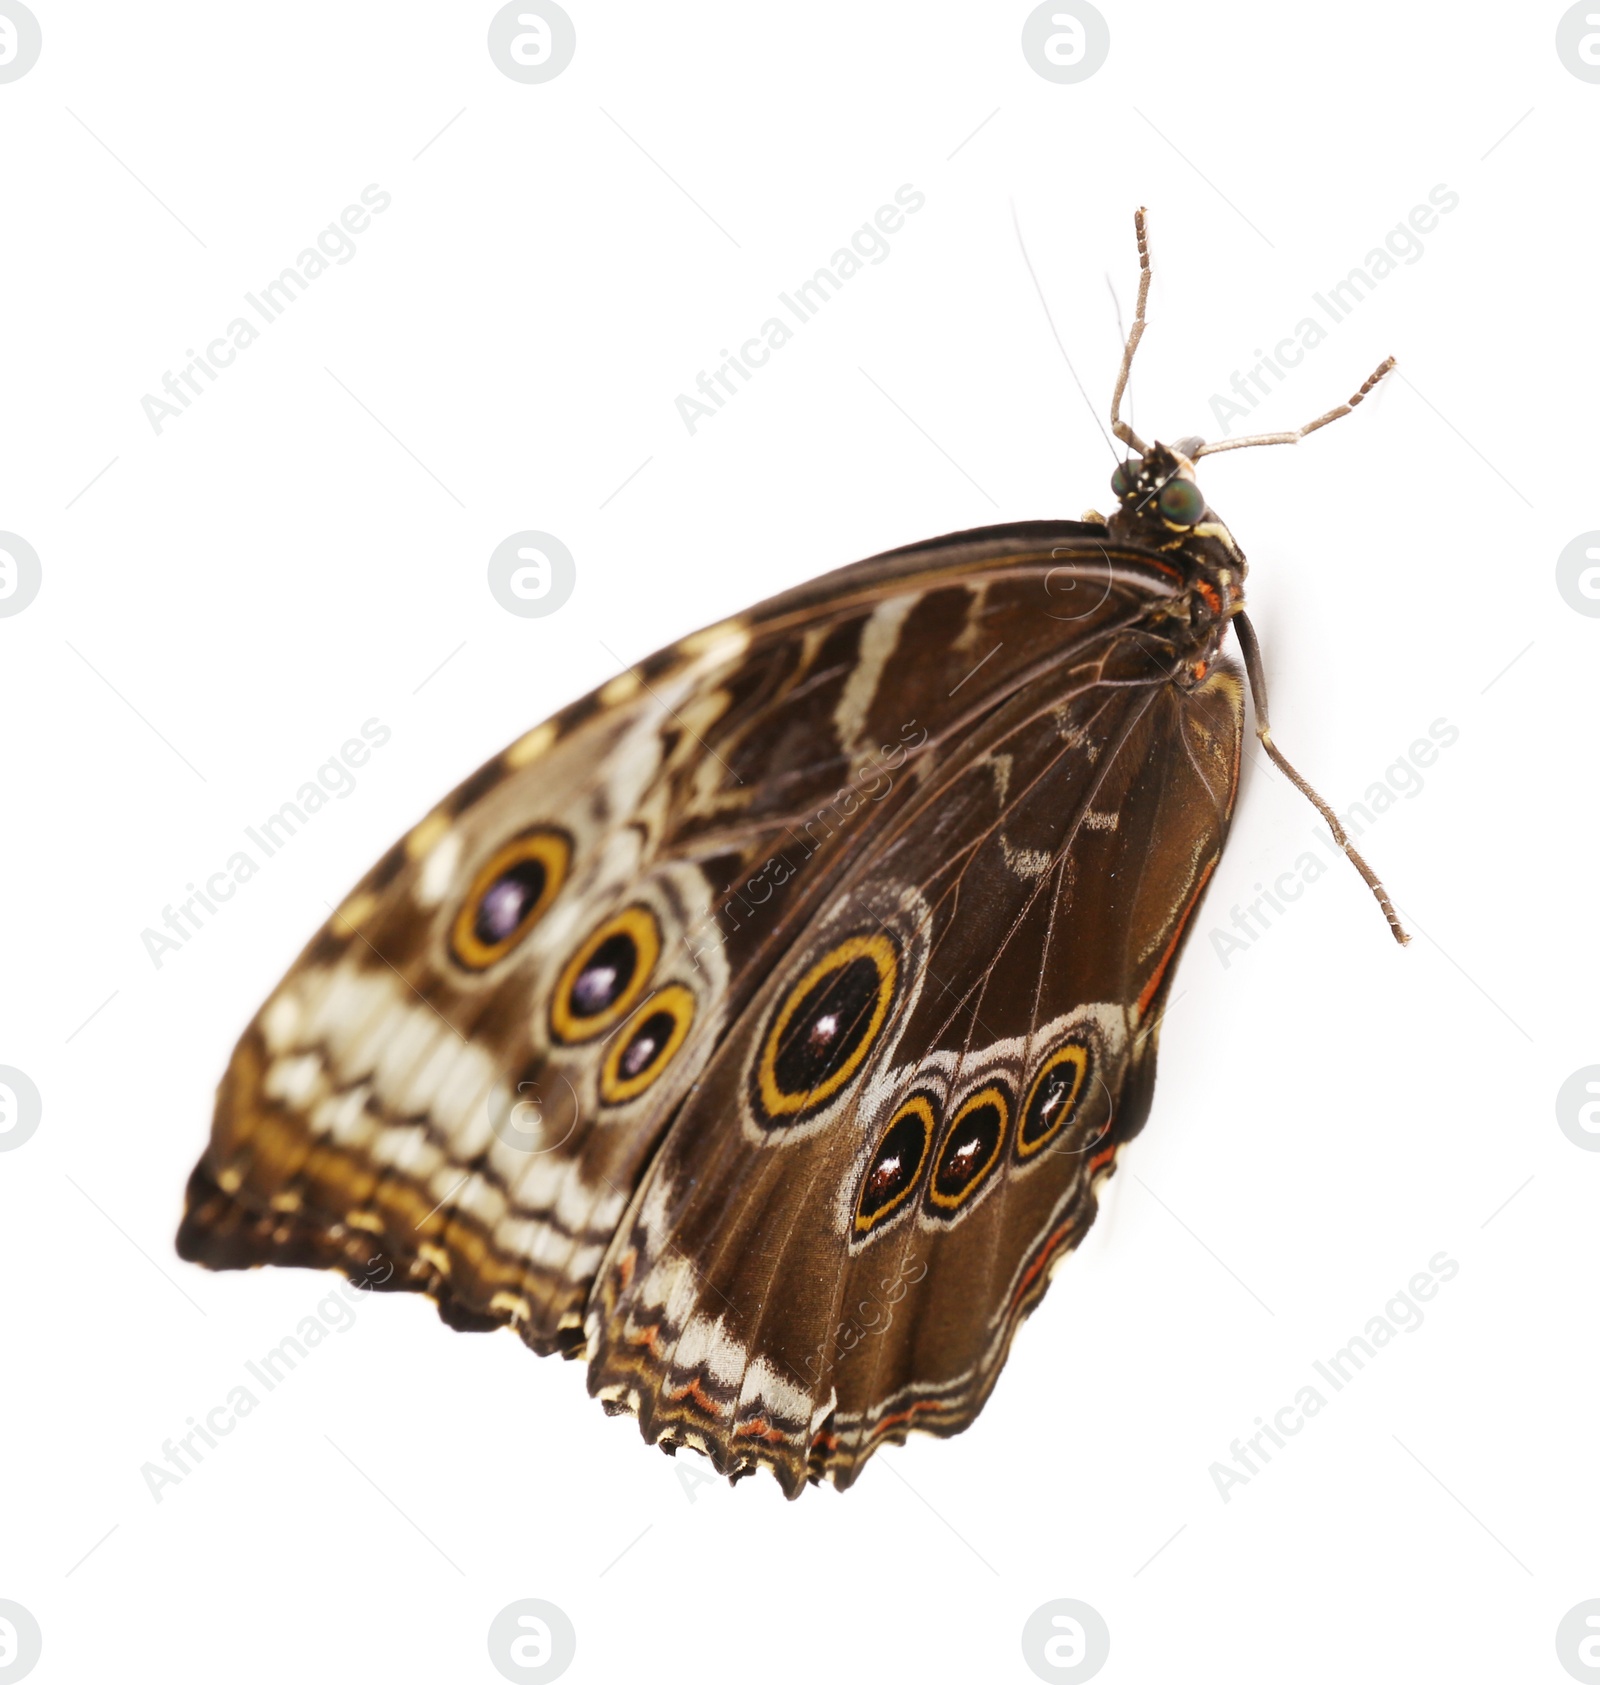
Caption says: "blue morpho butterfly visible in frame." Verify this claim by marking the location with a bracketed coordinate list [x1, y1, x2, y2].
[177, 210, 1405, 1496]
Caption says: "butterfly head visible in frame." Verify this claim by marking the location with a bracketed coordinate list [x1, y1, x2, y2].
[1105, 440, 1246, 583]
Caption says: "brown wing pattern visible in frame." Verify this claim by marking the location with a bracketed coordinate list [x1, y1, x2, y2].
[582, 627, 1243, 1492]
[176, 521, 1240, 1492]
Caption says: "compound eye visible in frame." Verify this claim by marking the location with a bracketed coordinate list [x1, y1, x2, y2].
[1110, 461, 1137, 499]
[1157, 477, 1204, 526]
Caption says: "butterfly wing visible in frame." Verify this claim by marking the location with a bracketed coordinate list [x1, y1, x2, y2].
[177, 522, 1239, 1492]
[176, 621, 767, 1349]
[581, 573, 1244, 1493]
[179, 524, 1151, 1342]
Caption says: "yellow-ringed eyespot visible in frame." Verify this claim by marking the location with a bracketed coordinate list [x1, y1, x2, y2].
[754, 932, 898, 1123]
[450, 829, 569, 970]
[927, 1084, 1009, 1214]
[854, 1093, 935, 1236]
[1017, 1043, 1091, 1159]
[551, 905, 660, 1043]
[599, 984, 696, 1105]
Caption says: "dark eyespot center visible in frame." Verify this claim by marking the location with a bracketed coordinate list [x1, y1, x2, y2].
[451, 831, 570, 970]
[1019, 1046, 1096, 1158]
[552, 906, 661, 1045]
[772, 957, 883, 1098]
[473, 857, 547, 947]
[1040, 1072, 1073, 1124]
[1023, 1069, 1075, 1144]
[597, 982, 694, 1103]
[755, 934, 898, 1124]
[570, 931, 638, 1018]
[932, 1097, 1005, 1203]
[859, 1104, 930, 1224]
[618, 1009, 675, 1080]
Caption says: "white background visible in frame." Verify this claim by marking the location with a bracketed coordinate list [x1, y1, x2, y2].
[2, 4, 1593, 1682]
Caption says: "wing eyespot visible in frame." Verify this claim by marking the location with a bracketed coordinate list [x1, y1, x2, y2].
[449, 829, 570, 970]
[926, 1084, 1010, 1215]
[753, 933, 898, 1125]
[599, 984, 696, 1105]
[551, 905, 661, 1043]
[1017, 1041, 1092, 1159]
[853, 1093, 935, 1237]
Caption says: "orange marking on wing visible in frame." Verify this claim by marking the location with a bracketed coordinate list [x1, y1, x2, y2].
[628, 1322, 661, 1354]
[1136, 858, 1217, 1019]
[735, 1417, 788, 1443]
[1088, 1144, 1117, 1173]
[810, 1430, 839, 1452]
[1010, 1216, 1079, 1314]
[668, 1376, 724, 1417]
[863, 1397, 952, 1444]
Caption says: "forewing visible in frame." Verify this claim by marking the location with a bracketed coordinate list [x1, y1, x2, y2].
[177, 631, 757, 1350]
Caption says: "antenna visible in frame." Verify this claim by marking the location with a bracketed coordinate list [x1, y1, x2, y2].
[1105, 210, 1406, 945]
[1105, 273, 1135, 450]
[1109, 207, 1152, 454]
[1194, 357, 1396, 457]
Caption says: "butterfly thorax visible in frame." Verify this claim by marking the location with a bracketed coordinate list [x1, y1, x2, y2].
[1103, 439, 1245, 675]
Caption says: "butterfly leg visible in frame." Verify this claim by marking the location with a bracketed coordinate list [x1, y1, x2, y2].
[1233, 610, 1410, 946]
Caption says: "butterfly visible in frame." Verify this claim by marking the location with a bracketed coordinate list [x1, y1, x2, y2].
[176, 210, 1405, 1497]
